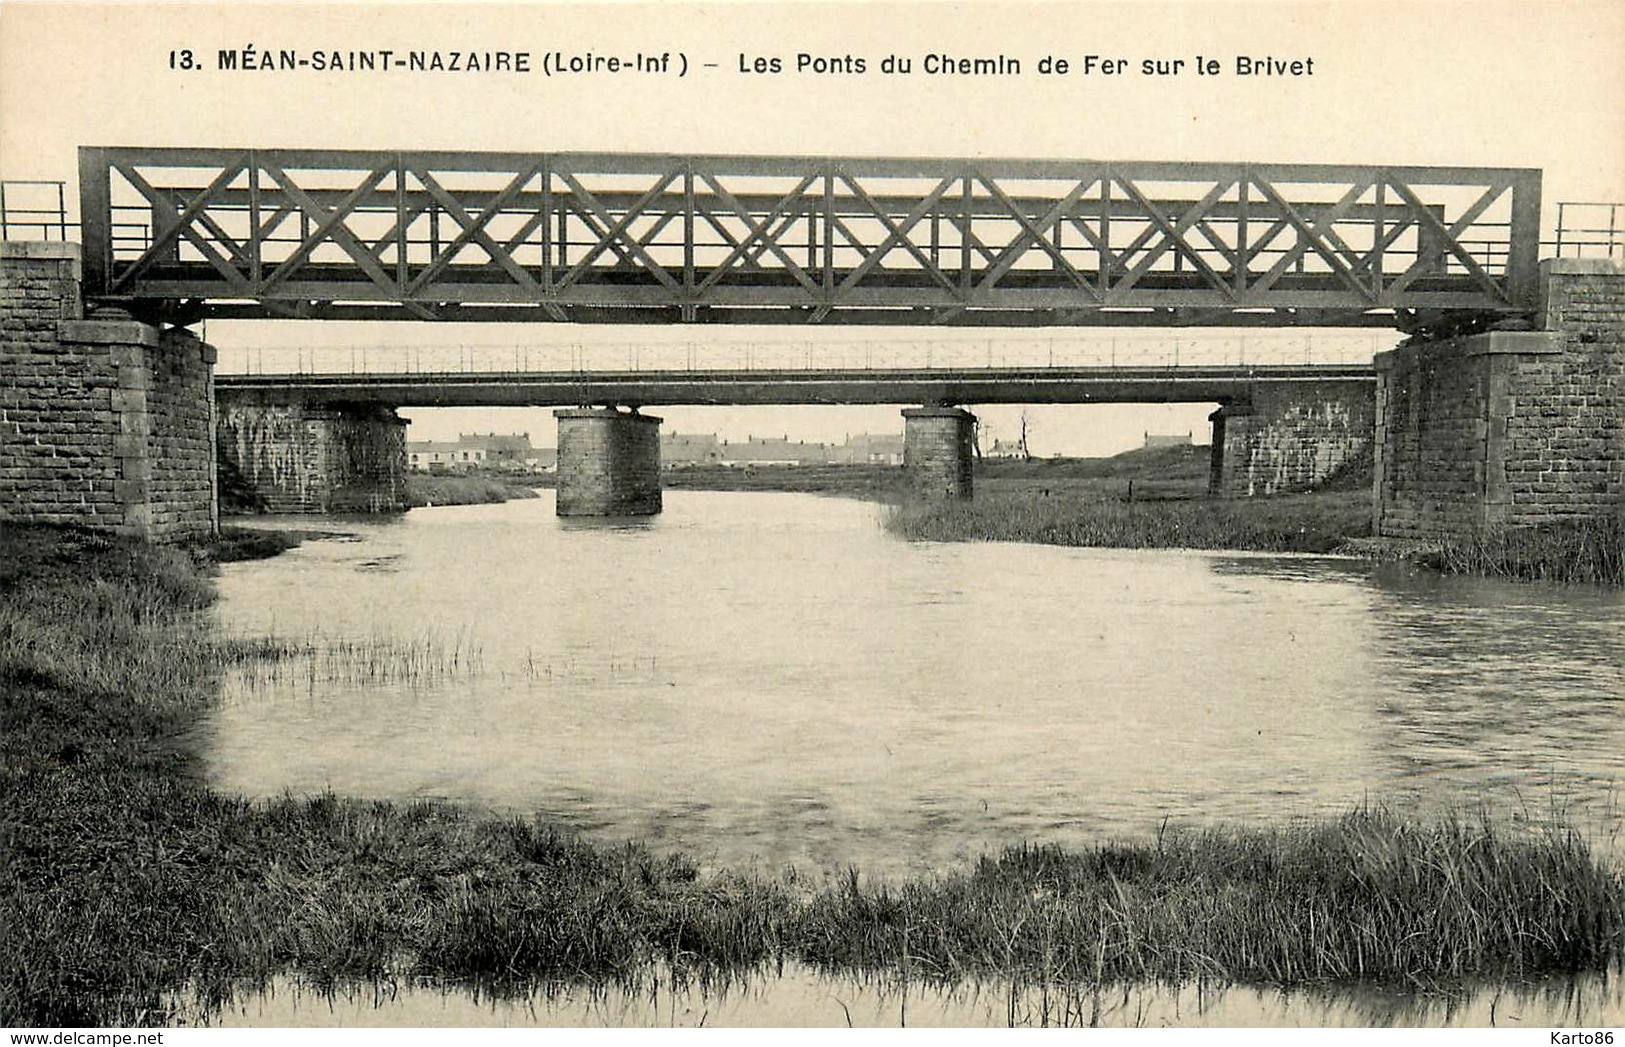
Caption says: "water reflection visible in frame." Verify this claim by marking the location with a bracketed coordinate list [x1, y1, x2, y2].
[209, 492, 1625, 878]
[1361, 563, 1625, 843]
[556, 515, 660, 534]
[194, 965, 1625, 1028]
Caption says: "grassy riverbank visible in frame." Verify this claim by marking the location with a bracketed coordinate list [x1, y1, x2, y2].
[664, 463, 909, 499]
[882, 446, 1622, 584]
[888, 485, 1373, 554]
[661, 445, 1214, 503]
[677, 445, 1379, 555]
[3, 526, 1622, 1026]
[404, 473, 542, 508]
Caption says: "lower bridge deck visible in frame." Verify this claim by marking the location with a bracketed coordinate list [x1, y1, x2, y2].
[215, 363, 1375, 407]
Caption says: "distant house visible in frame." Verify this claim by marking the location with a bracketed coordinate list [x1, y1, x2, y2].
[530, 446, 559, 472]
[837, 433, 905, 466]
[460, 432, 535, 472]
[662, 432, 723, 469]
[1143, 432, 1193, 449]
[985, 438, 1027, 459]
[407, 441, 473, 474]
[407, 432, 552, 473]
[718, 436, 832, 468]
[657, 430, 906, 469]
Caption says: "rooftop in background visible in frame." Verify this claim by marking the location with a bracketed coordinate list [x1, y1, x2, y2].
[406, 431, 553, 473]
[662, 431, 906, 467]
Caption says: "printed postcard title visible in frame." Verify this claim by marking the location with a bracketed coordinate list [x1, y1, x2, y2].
[171, 46, 1316, 80]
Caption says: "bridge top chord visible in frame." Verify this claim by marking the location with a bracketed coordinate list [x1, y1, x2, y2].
[79, 147, 1543, 328]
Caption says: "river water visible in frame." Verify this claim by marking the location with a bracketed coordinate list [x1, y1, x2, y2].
[203, 490, 1625, 1025]
[210, 490, 1625, 873]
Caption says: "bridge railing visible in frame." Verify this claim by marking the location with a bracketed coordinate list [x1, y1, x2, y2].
[214, 333, 1388, 376]
[1551, 202, 1624, 260]
[0, 181, 74, 241]
[79, 148, 1545, 325]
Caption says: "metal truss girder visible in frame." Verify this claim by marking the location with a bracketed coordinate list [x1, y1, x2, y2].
[108, 158, 250, 294]
[972, 171, 1101, 300]
[1113, 176, 1238, 299]
[1384, 177, 1513, 301]
[560, 168, 688, 296]
[81, 147, 1544, 325]
[192, 299, 1403, 327]
[833, 170, 961, 296]
[403, 162, 543, 295]
[1246, 175, 1375, 300]
[257, 159, 397, 295]
[695, 171, 820, 296]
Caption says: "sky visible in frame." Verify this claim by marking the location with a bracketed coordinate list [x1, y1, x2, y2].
[3, 0, 1622, 454]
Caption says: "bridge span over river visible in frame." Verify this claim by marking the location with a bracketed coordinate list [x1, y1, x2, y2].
[214, 335, 1378, 407]
[0, 148, 1619, 538]
[214, 346, 1378, 512]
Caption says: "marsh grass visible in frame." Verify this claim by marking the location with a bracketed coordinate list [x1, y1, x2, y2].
[3, 523, 1622, 1027]
[886, 489, 1373, 554]
[209, 526, 309, 564]
[226, 630, 486, 692]
[404, 475, 540, 509]
[1428, 519, 1625, 586]
[795, 813, 1624, 988]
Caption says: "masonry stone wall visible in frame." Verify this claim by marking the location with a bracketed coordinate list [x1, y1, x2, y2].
[1209, 380, 1375, 497]
[144, 329, 218, 535]
[554, 408, 662, 516]
[1373, 260, 1624, 539]
[1371, 339, 1489, 537]
[216, 395, 408, 514]
[902, 407, 976, 499]
[1, 243, 216, 541]
[1516, 260, 1625, 523]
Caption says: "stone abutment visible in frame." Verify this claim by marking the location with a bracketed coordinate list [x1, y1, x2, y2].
[1, 243, 217, 541]
[1373, 259, 1624, 539]
[215, 394, 408, 514]
[1207, 381, 1376, 497]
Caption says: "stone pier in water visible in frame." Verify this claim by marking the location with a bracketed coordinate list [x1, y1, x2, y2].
[554, 408, 663, 517]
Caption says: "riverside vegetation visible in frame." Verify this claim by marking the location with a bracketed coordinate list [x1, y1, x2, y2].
[887, 443, 1371, 555]
[874, 445, 1623, 586]
[2, 524, 1623, 1026]
[312, 444, 1618, 584]
[404, 473, 541, 508]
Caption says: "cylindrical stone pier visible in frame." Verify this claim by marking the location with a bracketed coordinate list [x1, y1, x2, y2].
[902, 406, 977, 499]
[554, 408, 663, 516]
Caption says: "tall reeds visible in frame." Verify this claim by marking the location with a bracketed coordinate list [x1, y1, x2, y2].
[1428, 519, 1625, 586]
[225, 630, 485, 691]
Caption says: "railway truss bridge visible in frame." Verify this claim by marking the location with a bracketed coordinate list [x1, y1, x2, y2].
[2, 148, 1617, 536]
